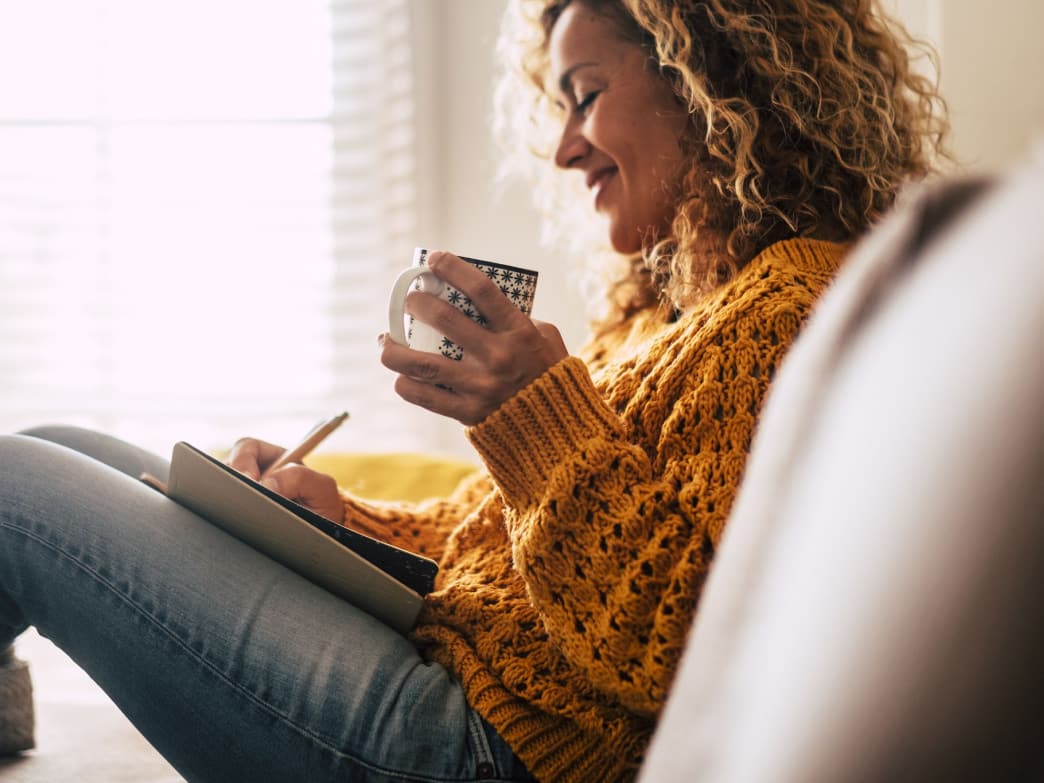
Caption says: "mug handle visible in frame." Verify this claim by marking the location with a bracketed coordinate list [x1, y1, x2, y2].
[388, 266, 443, 345]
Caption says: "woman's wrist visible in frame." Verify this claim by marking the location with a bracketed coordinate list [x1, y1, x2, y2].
[467, 356, 622, 508]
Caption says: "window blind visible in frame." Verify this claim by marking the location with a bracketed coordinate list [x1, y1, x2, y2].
[0, 0, 432, 456]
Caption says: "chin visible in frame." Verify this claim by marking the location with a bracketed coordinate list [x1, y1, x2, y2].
[609, 231, 645, 256]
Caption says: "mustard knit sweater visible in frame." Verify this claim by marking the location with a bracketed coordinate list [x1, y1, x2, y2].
[343, 238, 844, 782]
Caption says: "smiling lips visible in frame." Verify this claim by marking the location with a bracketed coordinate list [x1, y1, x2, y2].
[586, 166, 616, 207]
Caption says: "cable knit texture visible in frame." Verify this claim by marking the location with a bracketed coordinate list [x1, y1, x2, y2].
[342, 238, 845, 782]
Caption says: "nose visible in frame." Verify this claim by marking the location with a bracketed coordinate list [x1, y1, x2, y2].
[553, 116, 588, 170]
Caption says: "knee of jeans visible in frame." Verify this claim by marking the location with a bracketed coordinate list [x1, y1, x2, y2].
[0, 434, 32, 459]
[0, 437, 32, 506]
[17, 426, 120, 466]
[0, 434, 77, 488]
[0, 434, 40, 472]
[17, 424, 89, 445]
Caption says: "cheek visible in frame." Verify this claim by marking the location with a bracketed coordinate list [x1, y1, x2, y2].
[646, 132, 688, 215]
[638, 141, 684, 215]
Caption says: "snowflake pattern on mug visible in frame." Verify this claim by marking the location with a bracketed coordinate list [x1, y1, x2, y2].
[408, 249, 538, 361]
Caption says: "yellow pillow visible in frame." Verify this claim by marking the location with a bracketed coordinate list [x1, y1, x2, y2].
[304, 452, 478, 503]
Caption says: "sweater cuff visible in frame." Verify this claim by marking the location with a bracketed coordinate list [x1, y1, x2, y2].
[466, 356, 622, 509]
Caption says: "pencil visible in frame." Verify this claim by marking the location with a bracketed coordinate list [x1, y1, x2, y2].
[262, 411, 350, 478]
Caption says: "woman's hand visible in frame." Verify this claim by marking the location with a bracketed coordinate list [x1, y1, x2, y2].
[379, 251, 569, 426]
[226, 437, 345, 524]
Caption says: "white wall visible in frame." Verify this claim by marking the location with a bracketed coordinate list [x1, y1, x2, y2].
[889, 0, 1044, 172]
[938, 2, 1044, 171]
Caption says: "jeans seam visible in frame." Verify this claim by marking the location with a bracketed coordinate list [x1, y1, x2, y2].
[467, 709, 494, 780]
[2, 518, 486, 783]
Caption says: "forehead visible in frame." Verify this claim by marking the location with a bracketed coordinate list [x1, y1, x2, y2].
[547, 4, 632, 84]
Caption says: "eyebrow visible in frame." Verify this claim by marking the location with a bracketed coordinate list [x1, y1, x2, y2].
[557, 61, 598, 95]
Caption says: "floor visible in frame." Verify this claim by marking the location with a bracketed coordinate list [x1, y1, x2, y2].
[0, 629, 183, 782]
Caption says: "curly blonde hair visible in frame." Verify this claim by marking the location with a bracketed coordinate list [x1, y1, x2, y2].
[495, 0, 950, 328]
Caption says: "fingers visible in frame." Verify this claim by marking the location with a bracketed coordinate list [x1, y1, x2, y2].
[379, 250, 570, 425]
[227, 438, 345, 523]
[379, 338, 487, 422]
[392, 372, 490, 427]
[398, 266, 553, 372]
[380, 320, 570, 425]
[402, 286, 486, 352]
[226, 437, 285, 480]
[380, 329, 509, 408]
[380, 335, 448, 383]
[425, 251, 529, 331]
[262, 465, 344, 524]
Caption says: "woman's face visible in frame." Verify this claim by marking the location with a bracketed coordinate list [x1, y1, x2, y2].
[548, 3, 689, 254]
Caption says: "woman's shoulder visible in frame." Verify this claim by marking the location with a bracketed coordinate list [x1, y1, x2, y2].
[583, 238, 848, 363]
[720, 237, 847, 307]
[672, 237, 848, 337]
[752, 236, 849, 281]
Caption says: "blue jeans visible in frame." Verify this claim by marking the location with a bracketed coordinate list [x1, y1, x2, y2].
[0, 427, 532, 782]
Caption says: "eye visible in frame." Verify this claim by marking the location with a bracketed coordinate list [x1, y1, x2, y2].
[575, 90, 600, 116]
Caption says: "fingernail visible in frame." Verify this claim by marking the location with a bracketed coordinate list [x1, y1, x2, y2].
[377, 332, 387, 348]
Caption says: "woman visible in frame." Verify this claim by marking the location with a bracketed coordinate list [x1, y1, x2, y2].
[0, 1, 946, 781]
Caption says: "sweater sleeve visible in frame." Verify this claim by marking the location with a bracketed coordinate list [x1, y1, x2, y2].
[340, 469, 492, 562]
[465, 290, 814, 716]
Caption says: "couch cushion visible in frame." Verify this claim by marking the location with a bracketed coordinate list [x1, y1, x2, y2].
[305, 452, 477, 502]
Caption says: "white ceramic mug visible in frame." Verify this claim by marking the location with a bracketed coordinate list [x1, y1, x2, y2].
[388, 248, 539, 360]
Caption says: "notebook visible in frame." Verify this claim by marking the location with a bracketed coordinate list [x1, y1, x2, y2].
[163, 441, 438, 633]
